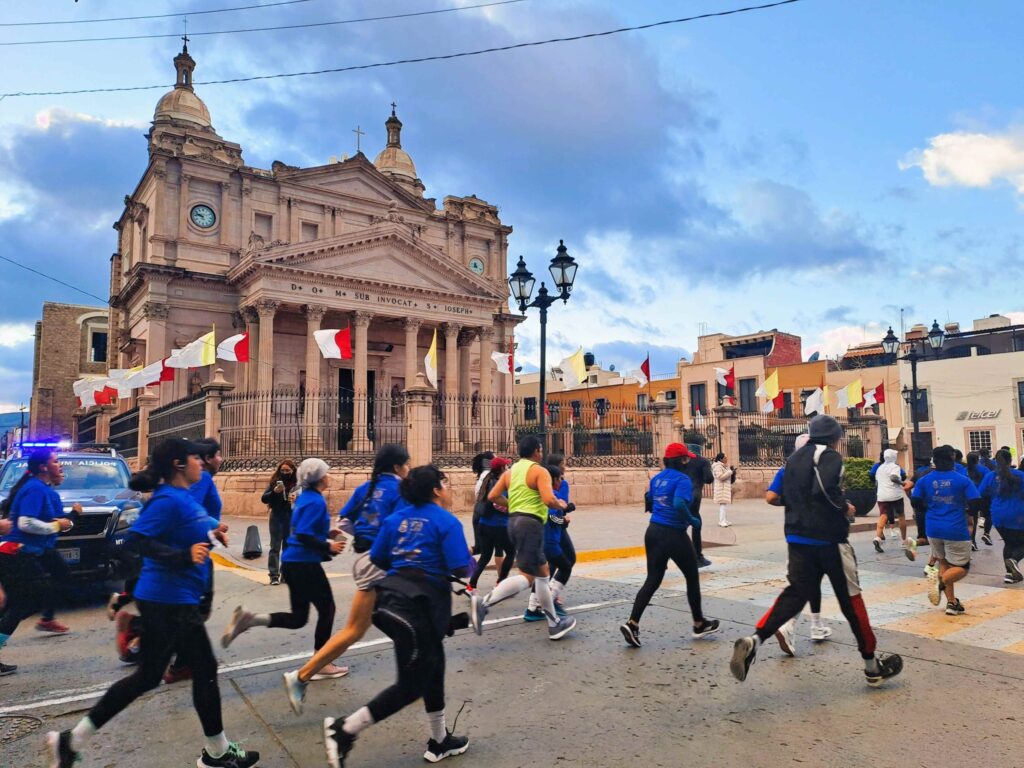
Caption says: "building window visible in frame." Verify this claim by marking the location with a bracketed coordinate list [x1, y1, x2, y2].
[637, 393, 649, 411]
[300, 221, 319, 241]
[913, 389, 930, 423]
[524, 397, 537, 421]
[739, 378, 757, 413]
[595, 398, 610, 418]
[1018, 381, 1024, 418]
[571, 400, 582, 419]
[689, 383, 707, 417]
[664, 390, 677, 402]
[89, 330, 108, 364]
[1014, 336, 1024, 352]
[779, 392, 794, 418]
[254, 212, 273, 240]
[968, 430, 993, 454]
[588, 374, 598, 384]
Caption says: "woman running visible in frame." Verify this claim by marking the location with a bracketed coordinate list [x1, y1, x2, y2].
[620, 443, 720, 647]
[711, 452, 734, 527]
[262, 459, 298, 586]
[280, 444, 410, 713]
[221, 458, 346, 681]
[0, 448, 78, 674]
[966, 451, 991, 550]
[469, 456, 514, 590]
[547, 453, 576, 571]
[978, 449, 1024, 583]
[470, 451, 495, 555]
[46, 437, 258, 768]
[323, 465, 473, 768]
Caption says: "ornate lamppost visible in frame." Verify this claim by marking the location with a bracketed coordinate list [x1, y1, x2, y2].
[882, 320, 945, 466]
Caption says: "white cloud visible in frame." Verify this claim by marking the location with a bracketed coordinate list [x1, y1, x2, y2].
[0, 323, 34, 348]
[900, 128, 1024, 196]
[804, 322, 886, 361]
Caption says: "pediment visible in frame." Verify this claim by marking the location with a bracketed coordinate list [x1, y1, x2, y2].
[279, 155, 429, 209]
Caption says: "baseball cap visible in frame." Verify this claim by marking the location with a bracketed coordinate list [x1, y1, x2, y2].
[489, 456, 511, 472]
[664, 443, 692, 459]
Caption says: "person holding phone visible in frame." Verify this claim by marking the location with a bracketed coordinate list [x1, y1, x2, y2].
[262, 459, 298, 586]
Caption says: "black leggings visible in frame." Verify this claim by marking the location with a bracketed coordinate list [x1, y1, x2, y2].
[547, 552, 574, 586]
[689, 497, 704, 558]
[997, 526, 1024, 563]
[271, 561, 336, 650]
[366, 591, 445, 722]
[0, 553, 53, 637]
[629, 523, 704, 625]
[470, 524, 515, 588]
[89, 600, 222, 736]
[562, 528, 577, 565]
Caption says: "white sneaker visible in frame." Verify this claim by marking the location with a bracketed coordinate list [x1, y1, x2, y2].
[282, 669, 307, 715]
[810, 624, 833, 642]
[927, 565, 942, 606]
[890, 530, 901, 541]
[903, 538, 917, 561]
[873, 537, 884, 553]
[221, 605, 255, 649]
[775, 619, 796, 657]
[311, 663, 349, 681]
[719, 521, 731, 527]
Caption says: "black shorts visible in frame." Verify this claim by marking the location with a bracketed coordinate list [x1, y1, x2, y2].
[508, 513, 546, 576]
[878, 499, 905, 522]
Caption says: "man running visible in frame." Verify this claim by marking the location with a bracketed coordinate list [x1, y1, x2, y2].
[730, 415, 903, 688]
[472, 435, 575, 640]
[873, 449, 916, 559]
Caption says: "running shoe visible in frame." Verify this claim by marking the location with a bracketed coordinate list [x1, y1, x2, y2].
[730, 636, 757, 682]
[774, 619, 796, 656]
[890, 530, 901, 541]
[692, 619, 721, 639]
[945, 599, 965, 616]
[522, 607, 545, 622]
[222, 605, 255, 648]
[0, 661, 17, 676]
[282, 670, 307, 715]
[36, 619, 70, 634]
[872, 538, 884, 554]
[106, 591, 130, 620]
[620, 621, 641, 648]
[1005, 558, 1024, 583]
[864, 653, 903, 687]
[903, 538, 917, 562]
[697, 556, 713, 569]
[981, 533, 993, 546]
[423, 733, 470, 763]
[311, 664, 349, 681]
[324, 717, 356, 768]
[554, 601, 569, 618]
[719, 521, 731, 527]
[163, 664, 192, 684]
[927, 567, 942, 606]
[971, 541, 979, 552]
[46, 730, 78, 768]
[923, 563, 937, 578]
[469, 593, 487, 635]
[197, 742, 260, 767]
[548, 615, 576, 640]
[810, 624, 833, 642]
[269, 576, 281, 586]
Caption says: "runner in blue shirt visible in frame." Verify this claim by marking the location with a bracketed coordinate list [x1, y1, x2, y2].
[978, 449, 1024, 583]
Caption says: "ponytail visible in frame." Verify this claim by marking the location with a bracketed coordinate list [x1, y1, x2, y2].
[362, 444, 409, 510]
[966, 452, 983, 484]
[129, 466, 162, 493]
[995, 449, 1020, 497]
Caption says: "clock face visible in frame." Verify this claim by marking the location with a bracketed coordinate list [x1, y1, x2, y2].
[468, 257, 485, 275]
[190, 204, 216, 229]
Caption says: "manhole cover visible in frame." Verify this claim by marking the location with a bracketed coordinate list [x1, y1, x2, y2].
[0, 715, 43, 744]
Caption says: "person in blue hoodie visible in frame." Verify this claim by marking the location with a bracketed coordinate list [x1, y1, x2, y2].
[46, 437, 259, 768]
[281, 444, 410, 714]
[978, 448, 1024, 583]
[221, 458, 346, 681]
[619, 443, 720, 648]
[323, 464, 472, 768]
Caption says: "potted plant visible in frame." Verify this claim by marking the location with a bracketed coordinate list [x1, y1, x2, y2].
[843, 457, 876, 517]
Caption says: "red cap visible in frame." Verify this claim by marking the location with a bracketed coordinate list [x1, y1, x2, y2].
[664, 442, 692, 459]
[489, 456, 511, 472]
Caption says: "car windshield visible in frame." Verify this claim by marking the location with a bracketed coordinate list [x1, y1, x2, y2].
[0, 457, 130, 492]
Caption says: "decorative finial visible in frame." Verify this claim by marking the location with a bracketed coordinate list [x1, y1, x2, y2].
[182, 17, 189, 53]
[391, 101, 397, 116]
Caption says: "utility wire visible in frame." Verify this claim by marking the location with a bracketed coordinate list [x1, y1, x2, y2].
[0, 0, 314, 27]
[0, 0, 802, 98]
[0, 253, 109, 305]
[0, 0, 530, 47]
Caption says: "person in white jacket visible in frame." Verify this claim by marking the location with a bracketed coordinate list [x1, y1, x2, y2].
[873, 449, 916, 560]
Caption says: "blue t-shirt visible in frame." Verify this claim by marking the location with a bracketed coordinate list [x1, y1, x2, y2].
[554, 479, 570, 504]
[544, 509, 564, 557]
[339, 474, 403, 545]
[768, 467, 785, 495]
[284, 489, 331, 563]
[954, 463, 968, 477]
[978, 469, 1024, 530]
[479, 485, 509, 528]
[967, 466, 992, 488]
[1, 477, 66, 555]
[912, 469, 979, 541]
[370, 501, 470, 582]
[648, 468, 694, 530]
[189, 471, 222, 521]
[131, 484, 219, 605]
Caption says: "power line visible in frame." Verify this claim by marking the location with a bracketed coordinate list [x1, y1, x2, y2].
[0, 0, 530, 47]
[0, 0, 314, 28]
[0, 254, 109, 305]
[0, 0, 802, 99]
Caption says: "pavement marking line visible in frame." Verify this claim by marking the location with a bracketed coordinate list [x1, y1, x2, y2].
[880, 588, 1024, 640]
[0, 598, 630, 716]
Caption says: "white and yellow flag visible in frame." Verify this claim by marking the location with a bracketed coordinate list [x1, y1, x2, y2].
[166, 331, 216, 369]
[424, 328, 438, 388]
[559, 347, 587, 388]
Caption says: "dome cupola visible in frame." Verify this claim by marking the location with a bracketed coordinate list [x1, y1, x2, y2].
[153, 39, 213, 129]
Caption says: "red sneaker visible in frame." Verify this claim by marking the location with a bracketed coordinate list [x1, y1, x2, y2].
[163, 665, 193, 684]
[35, 619, 70, 634]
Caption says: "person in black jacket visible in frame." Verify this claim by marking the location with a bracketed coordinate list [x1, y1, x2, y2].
[730, 415, 903, 688]
[682, 448, 715, 567]
[261, 459, 297, 586]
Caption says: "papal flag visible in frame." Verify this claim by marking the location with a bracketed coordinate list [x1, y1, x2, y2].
[166, 331, 216, 369]
[755, 369, 780, 412]
[424, 328, 439, 388]
[559, 347, 587, 388]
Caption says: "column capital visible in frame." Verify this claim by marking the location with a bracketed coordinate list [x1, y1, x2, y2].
[303, 304, 327, 323]
[442, 322, 462, 339]
[143, 301, 170, 320]
[478, 326, 495, 341]
[402, 317, 423, 332]
[457, 328, 478, 347]
[242, 305, 260, 324]
[255, 299, 280, 318]
[352, 310, 374, 328]
[219, 180, 231, 191]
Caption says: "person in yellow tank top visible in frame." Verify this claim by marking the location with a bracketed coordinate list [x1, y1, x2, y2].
[468, 435, 576, 640]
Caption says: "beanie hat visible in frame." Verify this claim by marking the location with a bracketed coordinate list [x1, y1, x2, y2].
[297, 457, 330, 488]
[808, 414, 843, 444]
[664, 443, 692, 459]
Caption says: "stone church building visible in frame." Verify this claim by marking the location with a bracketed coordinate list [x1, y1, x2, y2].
[108, 43, 519, 454]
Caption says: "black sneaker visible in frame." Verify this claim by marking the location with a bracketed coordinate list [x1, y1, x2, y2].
[971, 541, 979, 552]
[692, 619, 721, 639]
[198, 742, 260, 767]
[981, 533, 993, 546]
[1006, 558, 1024, 583]
[865, 653, 903, 687]
[324, 717, 355, 768]
[730, 636, 757, 682]
[0, 661, 17, 676]
[423, 733, 469, 763]
[46, 730, 79, 768]
[697, 556, 712, 569]
[945, 599, 965, 616]
[620, 621, 641, 648]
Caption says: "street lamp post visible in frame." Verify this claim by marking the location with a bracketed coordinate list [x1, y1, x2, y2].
[882, 320, 945, 467]
[509, 240, 578, 447]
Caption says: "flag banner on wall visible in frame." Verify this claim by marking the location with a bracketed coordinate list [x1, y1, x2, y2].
[756, 369, 779, 411]
[804, 387, 825, 416]
[491, 350, 513, 374]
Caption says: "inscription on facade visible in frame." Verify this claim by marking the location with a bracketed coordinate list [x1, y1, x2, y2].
[285, 282, 477, 316]
[955, 409, 1001, 421]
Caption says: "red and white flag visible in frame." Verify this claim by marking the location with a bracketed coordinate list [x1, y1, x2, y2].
[216, 332, 250, 362]
[125, 359, 174, 389]
[863, 382, 886, 408]
[490, 350, 513, 375]
[313, 327, 353, 360]
[715, 365, 735, 390]
[635, 354, 651, 388]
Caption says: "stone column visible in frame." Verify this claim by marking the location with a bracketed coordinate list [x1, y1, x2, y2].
[858, 413, 883, 461]
[650, 393, 677, 460]
[242, 306, 259, 394]
[96, 404, 117, 444]
[403, 318, 422, 387]
[202, 368, 235, 442]
[458, 328, 475, 443]
[240, 182, 252, 247]
[405, 373, 435, 467]
[288, 198, 299, 243]
[178, 173, 191, 238]
[351, 310, 373, 451]
[219, 181, 232, 246]
[303, 304, 326, 450]
[143, 302, 170, 405]
[442, 323, 461, 452]
[255, 300, 279, 392]
[478, 326, 495, 445]
[714, 404, 740, 469]
[135, 390, 159, 463]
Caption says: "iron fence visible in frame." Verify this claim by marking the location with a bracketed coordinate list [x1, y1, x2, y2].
[431, 393, 519, 466]
[148, 392, 207, 447]
[735, 413, 872, 466]
[76, 411, 98, 445]
[109, 406, 140, 459]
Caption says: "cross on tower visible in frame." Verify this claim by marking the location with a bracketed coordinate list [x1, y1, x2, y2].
[182, 17, 189, 52]
[352, 125, 365, 154]
[391, 101, 397, 115]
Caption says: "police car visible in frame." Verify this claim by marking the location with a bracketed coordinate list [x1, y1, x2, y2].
[0, 443, 143, 581]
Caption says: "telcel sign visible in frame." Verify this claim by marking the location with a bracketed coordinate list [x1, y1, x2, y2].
[955, 409, 1001, 421]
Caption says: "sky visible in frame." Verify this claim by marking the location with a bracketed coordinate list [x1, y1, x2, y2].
[1, 0, 1023, 412]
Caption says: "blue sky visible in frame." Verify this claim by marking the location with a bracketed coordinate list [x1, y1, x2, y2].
[1, 0, 1023, 409]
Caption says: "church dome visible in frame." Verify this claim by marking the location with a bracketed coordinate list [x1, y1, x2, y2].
[153, 42, 213, 129]
[373, 107, 417, 179]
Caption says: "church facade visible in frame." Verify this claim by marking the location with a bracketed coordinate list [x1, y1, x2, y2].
[107, 44, 519, 456]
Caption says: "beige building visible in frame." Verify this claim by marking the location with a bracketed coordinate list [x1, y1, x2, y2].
[31, 302, 109, 438]
[106, 44, 519, 448]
